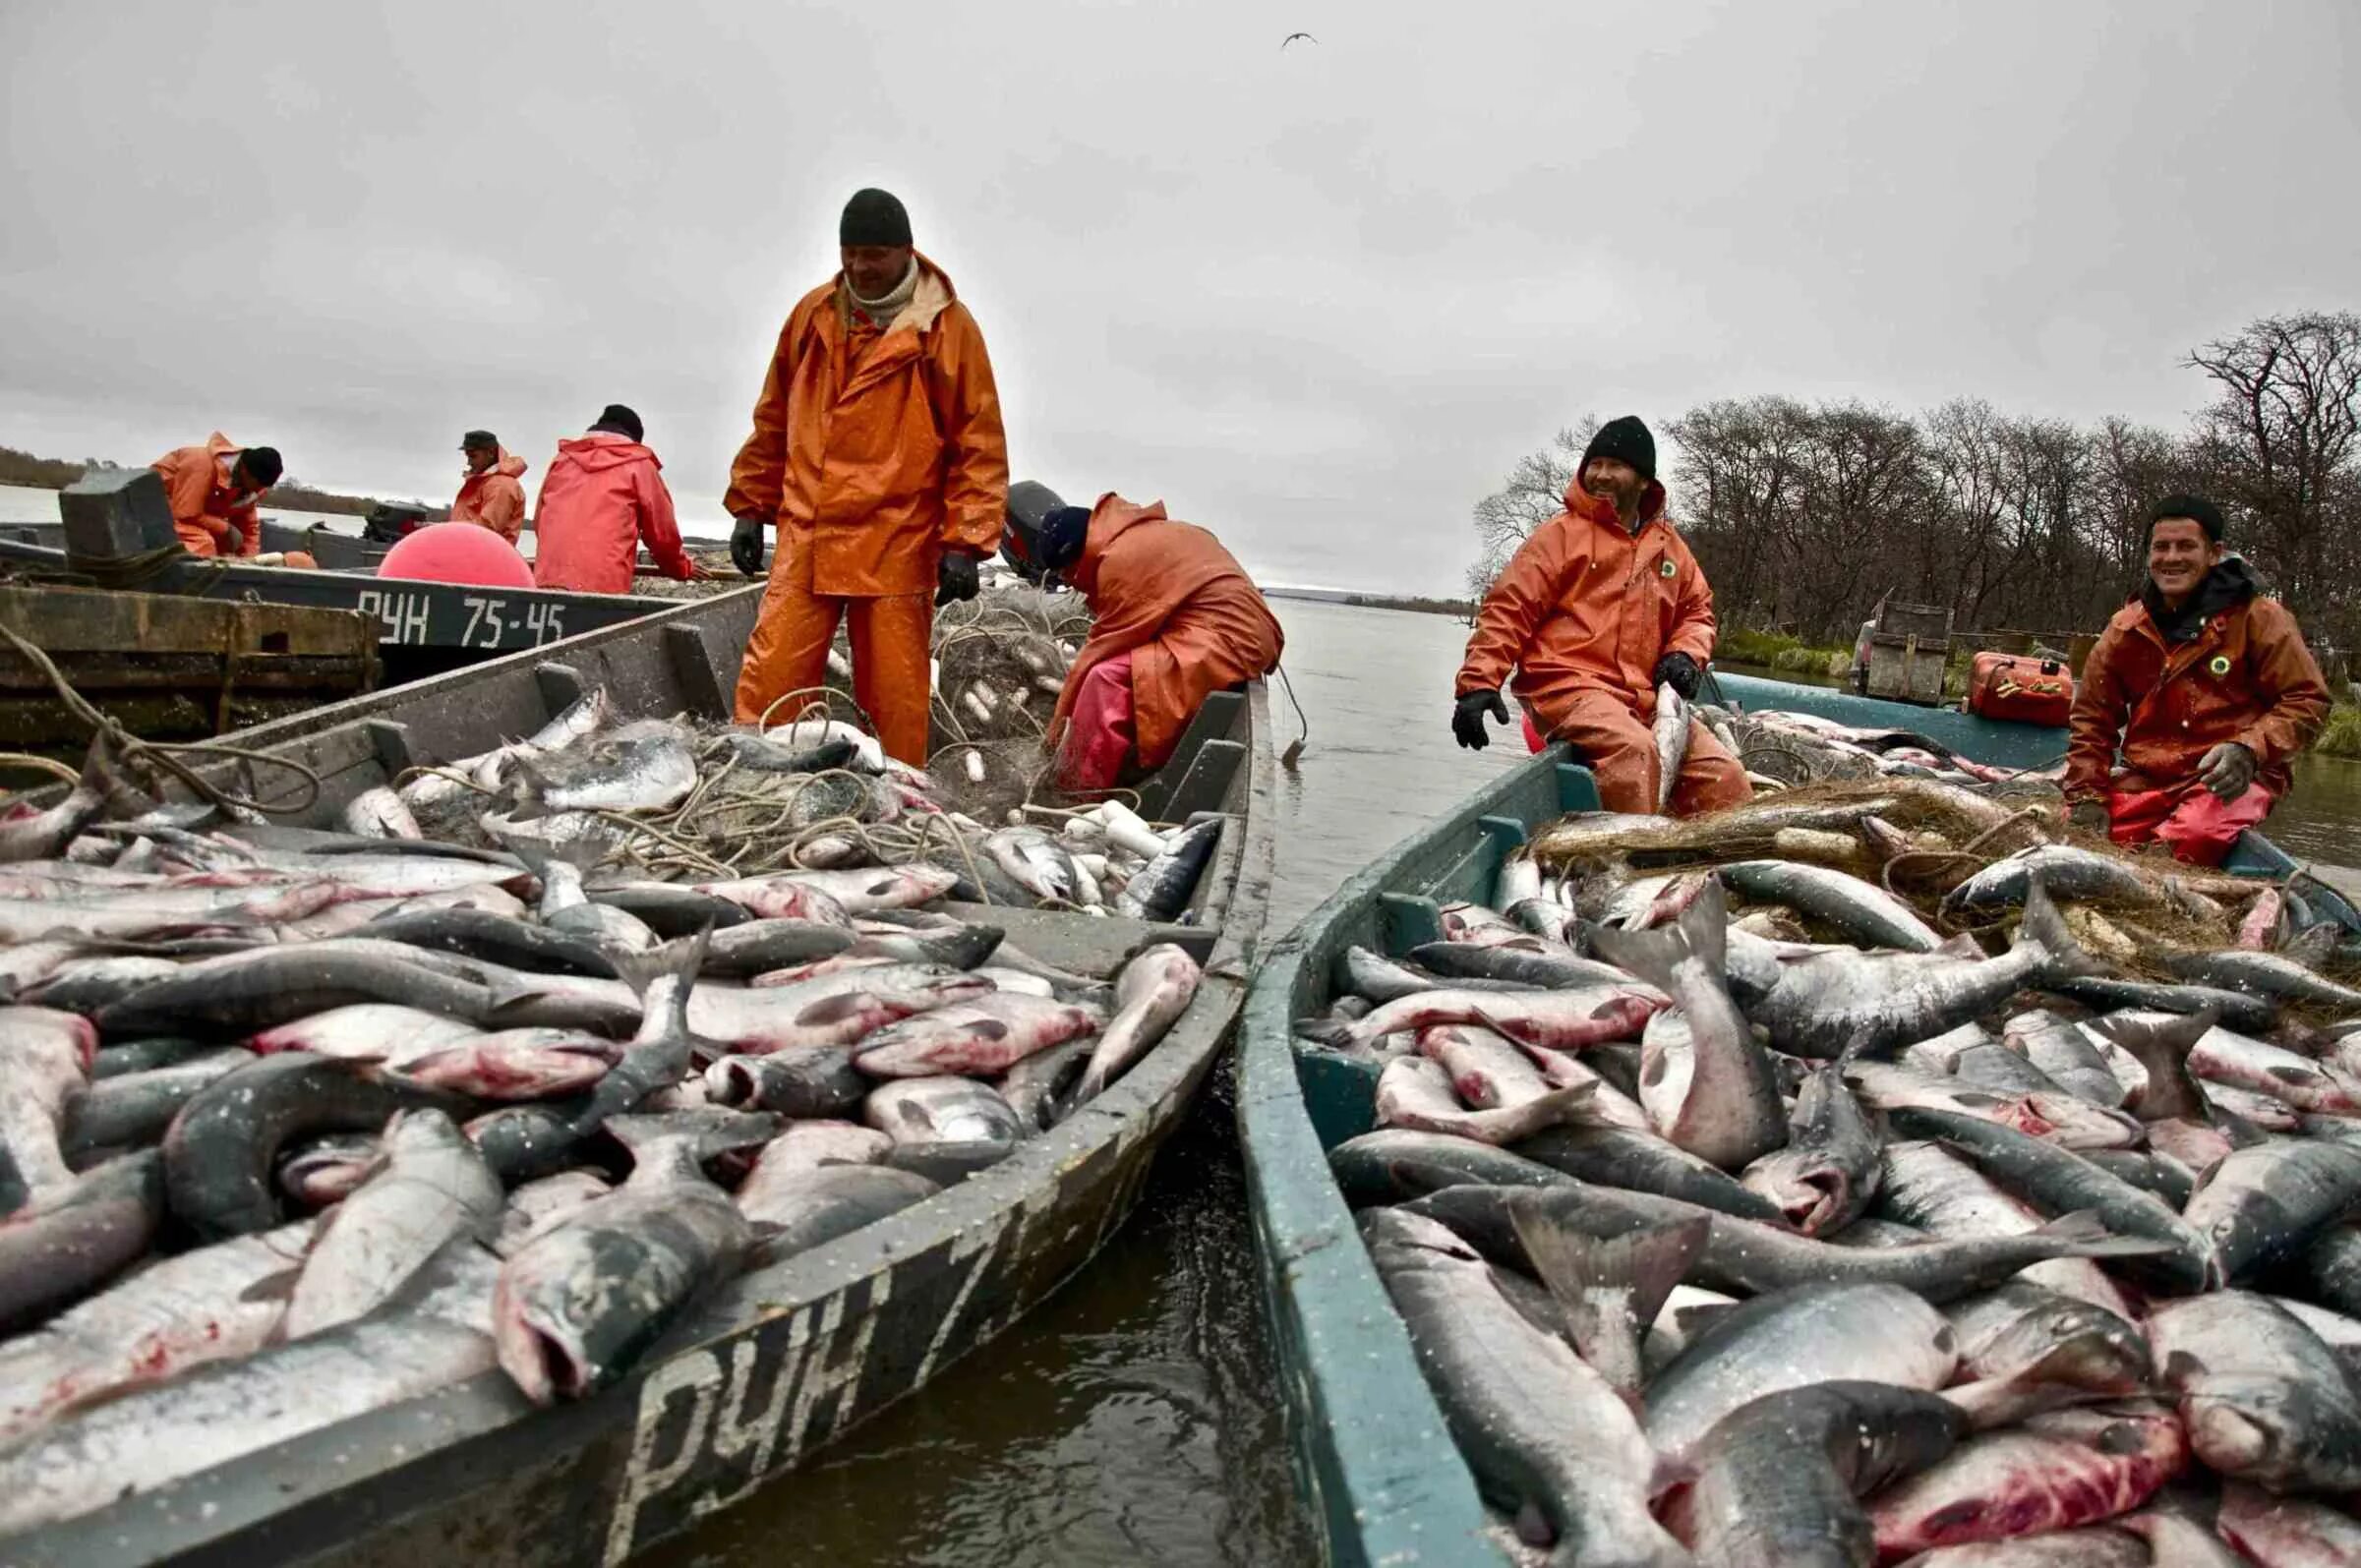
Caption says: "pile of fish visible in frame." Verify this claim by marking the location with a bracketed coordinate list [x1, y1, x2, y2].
[1302, 786, 2361, 1565]
[0, 688, 1216, 1538]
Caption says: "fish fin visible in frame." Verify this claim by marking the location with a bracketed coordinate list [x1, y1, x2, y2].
[2091, 1007, 2218, 1125]
[606, 1108, 778, 1161]
[1943, 1361, 2106, 1429]
[2016, 874, 2101, 981]
[797, 991, 877, 1026]
[612, 926, 712, 1000]
[2027, 1208, 2174, 1259]
[1293, 1016, 1354, 1048]
[1527, 1079, 1603, 1131]
[238, 1266, 302, 1305]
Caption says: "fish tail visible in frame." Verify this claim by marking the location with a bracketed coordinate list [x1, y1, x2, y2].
[1293, 1016, 1356, 1048]
[2091, 1006, 2219, 1124]
[2015, 873, 2101, 981]
[1512, 1209, 1706, 1338]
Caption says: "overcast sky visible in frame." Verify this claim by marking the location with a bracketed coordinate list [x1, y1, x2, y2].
[3, 1, 2355, 593]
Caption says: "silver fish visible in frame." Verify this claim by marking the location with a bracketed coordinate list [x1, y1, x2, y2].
[0, 736, 118, 865]
[0, 1244, 500, 1535]
[2149, 1290, 2361, 1493]
[492, 1113, 770, 1403]
[1670, 1380, 1964, 1568]
[1363, 1207, 1689, 1567]
[1719, 859, 1941, 953]
[1076, 943, 1200, 1102]
[1593, 877, 1787, 1170]
[1651, 683, 1690, 814]
[281, 1109, 503, 1339]
[1739, 1064, 1881, 1235]
[2184, 1137, 2361, 1285]
[1375, 1057, 1598, 1146]
[338, 785, 422, 841]
[0, 1006, 95, 1213]
[514, 718, 696, 815]
[1865, 1403, 2188, 1561]
[1114, 816, 1223, 922]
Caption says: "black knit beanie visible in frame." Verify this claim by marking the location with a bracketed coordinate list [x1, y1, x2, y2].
[589, 404, 644, 443]
[2149, 494, 2225, 544]
[841, 189, 913, 248]
[1582, 416, 1656, 483]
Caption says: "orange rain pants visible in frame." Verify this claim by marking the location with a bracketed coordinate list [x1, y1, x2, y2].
[1537, 688, 1752, 816]
[733, 530, 934, 764]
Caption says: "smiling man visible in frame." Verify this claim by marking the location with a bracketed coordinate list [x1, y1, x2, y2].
[2065, 494, 2330, 864]
[1450, 416, 1751, 817]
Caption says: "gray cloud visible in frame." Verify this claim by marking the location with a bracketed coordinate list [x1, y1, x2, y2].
[2, 0, 2354, 591]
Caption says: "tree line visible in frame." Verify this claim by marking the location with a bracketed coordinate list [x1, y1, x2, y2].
[1468, 312, 2361, 653]
[0, 445, 447, 522]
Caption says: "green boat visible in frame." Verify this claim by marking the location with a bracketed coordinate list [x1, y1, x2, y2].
[1234, 669, 2357, 1568]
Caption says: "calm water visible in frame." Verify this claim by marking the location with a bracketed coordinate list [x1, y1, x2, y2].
[650, 600, 1514, 1568]
[654, 601, 2358, 1568]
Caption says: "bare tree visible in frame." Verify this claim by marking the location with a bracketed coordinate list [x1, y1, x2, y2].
[1470, 420, 1595, 581]
[2188, 312, 2361, 617]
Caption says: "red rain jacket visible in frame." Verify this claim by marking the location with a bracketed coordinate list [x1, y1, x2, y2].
[530, 434, 690, 595]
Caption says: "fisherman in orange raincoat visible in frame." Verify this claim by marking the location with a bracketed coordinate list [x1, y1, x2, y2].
[449, 430, 528, 545]
[725, 189, 1008, 766]
[149, 434, 281, 558]
[1452, 416, 1751, 817]
[1002, 483, 1284, 792]
[2065, 494, 2330, 865]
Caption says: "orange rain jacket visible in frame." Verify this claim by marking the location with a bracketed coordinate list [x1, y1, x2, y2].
[529, 434, 691, 596]
[150, 433, 265, 558]
[723, 254, 1007, 597]
[2065, 561, 2330, 804]
[450, 448, 528, 545]
[1050, 495, 1285, 773]
[1455, 475, 1717, 726]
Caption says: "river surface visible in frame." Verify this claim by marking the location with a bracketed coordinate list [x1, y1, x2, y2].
[653, 596, 2359, 1568]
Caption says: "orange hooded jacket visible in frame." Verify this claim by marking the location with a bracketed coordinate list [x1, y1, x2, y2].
[1455, 475, 1717, 726]
[530, 434, 691, 596]
[150, 433, 264, 558]
[450, 449, 528, 545]
[723, 254, 1007, 598]
[1050, 495, 1285, 772]
[2065, 558, 2330, 804]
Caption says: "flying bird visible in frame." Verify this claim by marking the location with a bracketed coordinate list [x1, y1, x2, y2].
[1280, 31, 1318, 49]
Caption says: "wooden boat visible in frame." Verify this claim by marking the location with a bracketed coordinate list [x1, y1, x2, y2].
[6, 583, 1276, 1568]
[1235, 671, 2356, 1568]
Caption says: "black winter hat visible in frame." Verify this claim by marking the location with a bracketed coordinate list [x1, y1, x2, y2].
[1581, 416, 1656, 484]
[840, 188, 913, 248]
[2150, 493, 2225, 544]
[239, 446, 283, 488]
[589, 404, 644, 443]
[460, 430, 499, 452]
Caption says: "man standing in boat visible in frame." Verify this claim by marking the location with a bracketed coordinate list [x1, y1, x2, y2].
[1449, 416, 1751, 817]
[725, 188, 1008, 764]
[530, 404, 700, 595]
[150, 433, 280, 559]
[2065, 494, 2329, 865]
[449, 430, 528, 546]
[1001, 481, 1284, 791]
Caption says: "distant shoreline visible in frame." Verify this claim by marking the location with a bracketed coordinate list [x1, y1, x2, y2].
[0, 444, 443, 522]
[1264, 585, 1473, 618]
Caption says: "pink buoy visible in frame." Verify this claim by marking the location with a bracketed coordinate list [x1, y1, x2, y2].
[378, 523, 533, 589]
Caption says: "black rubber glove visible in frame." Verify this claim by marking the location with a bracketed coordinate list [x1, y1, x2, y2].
[1452, 689, 1509, 750]
[220, 524, 244, 555]
[1652, 652, 1703, 700]
[731, 515, 766, 577]
[2067, 798, 2109, 835]
[935, 550, 980, 608]
[2198, 741, 2258, 801]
